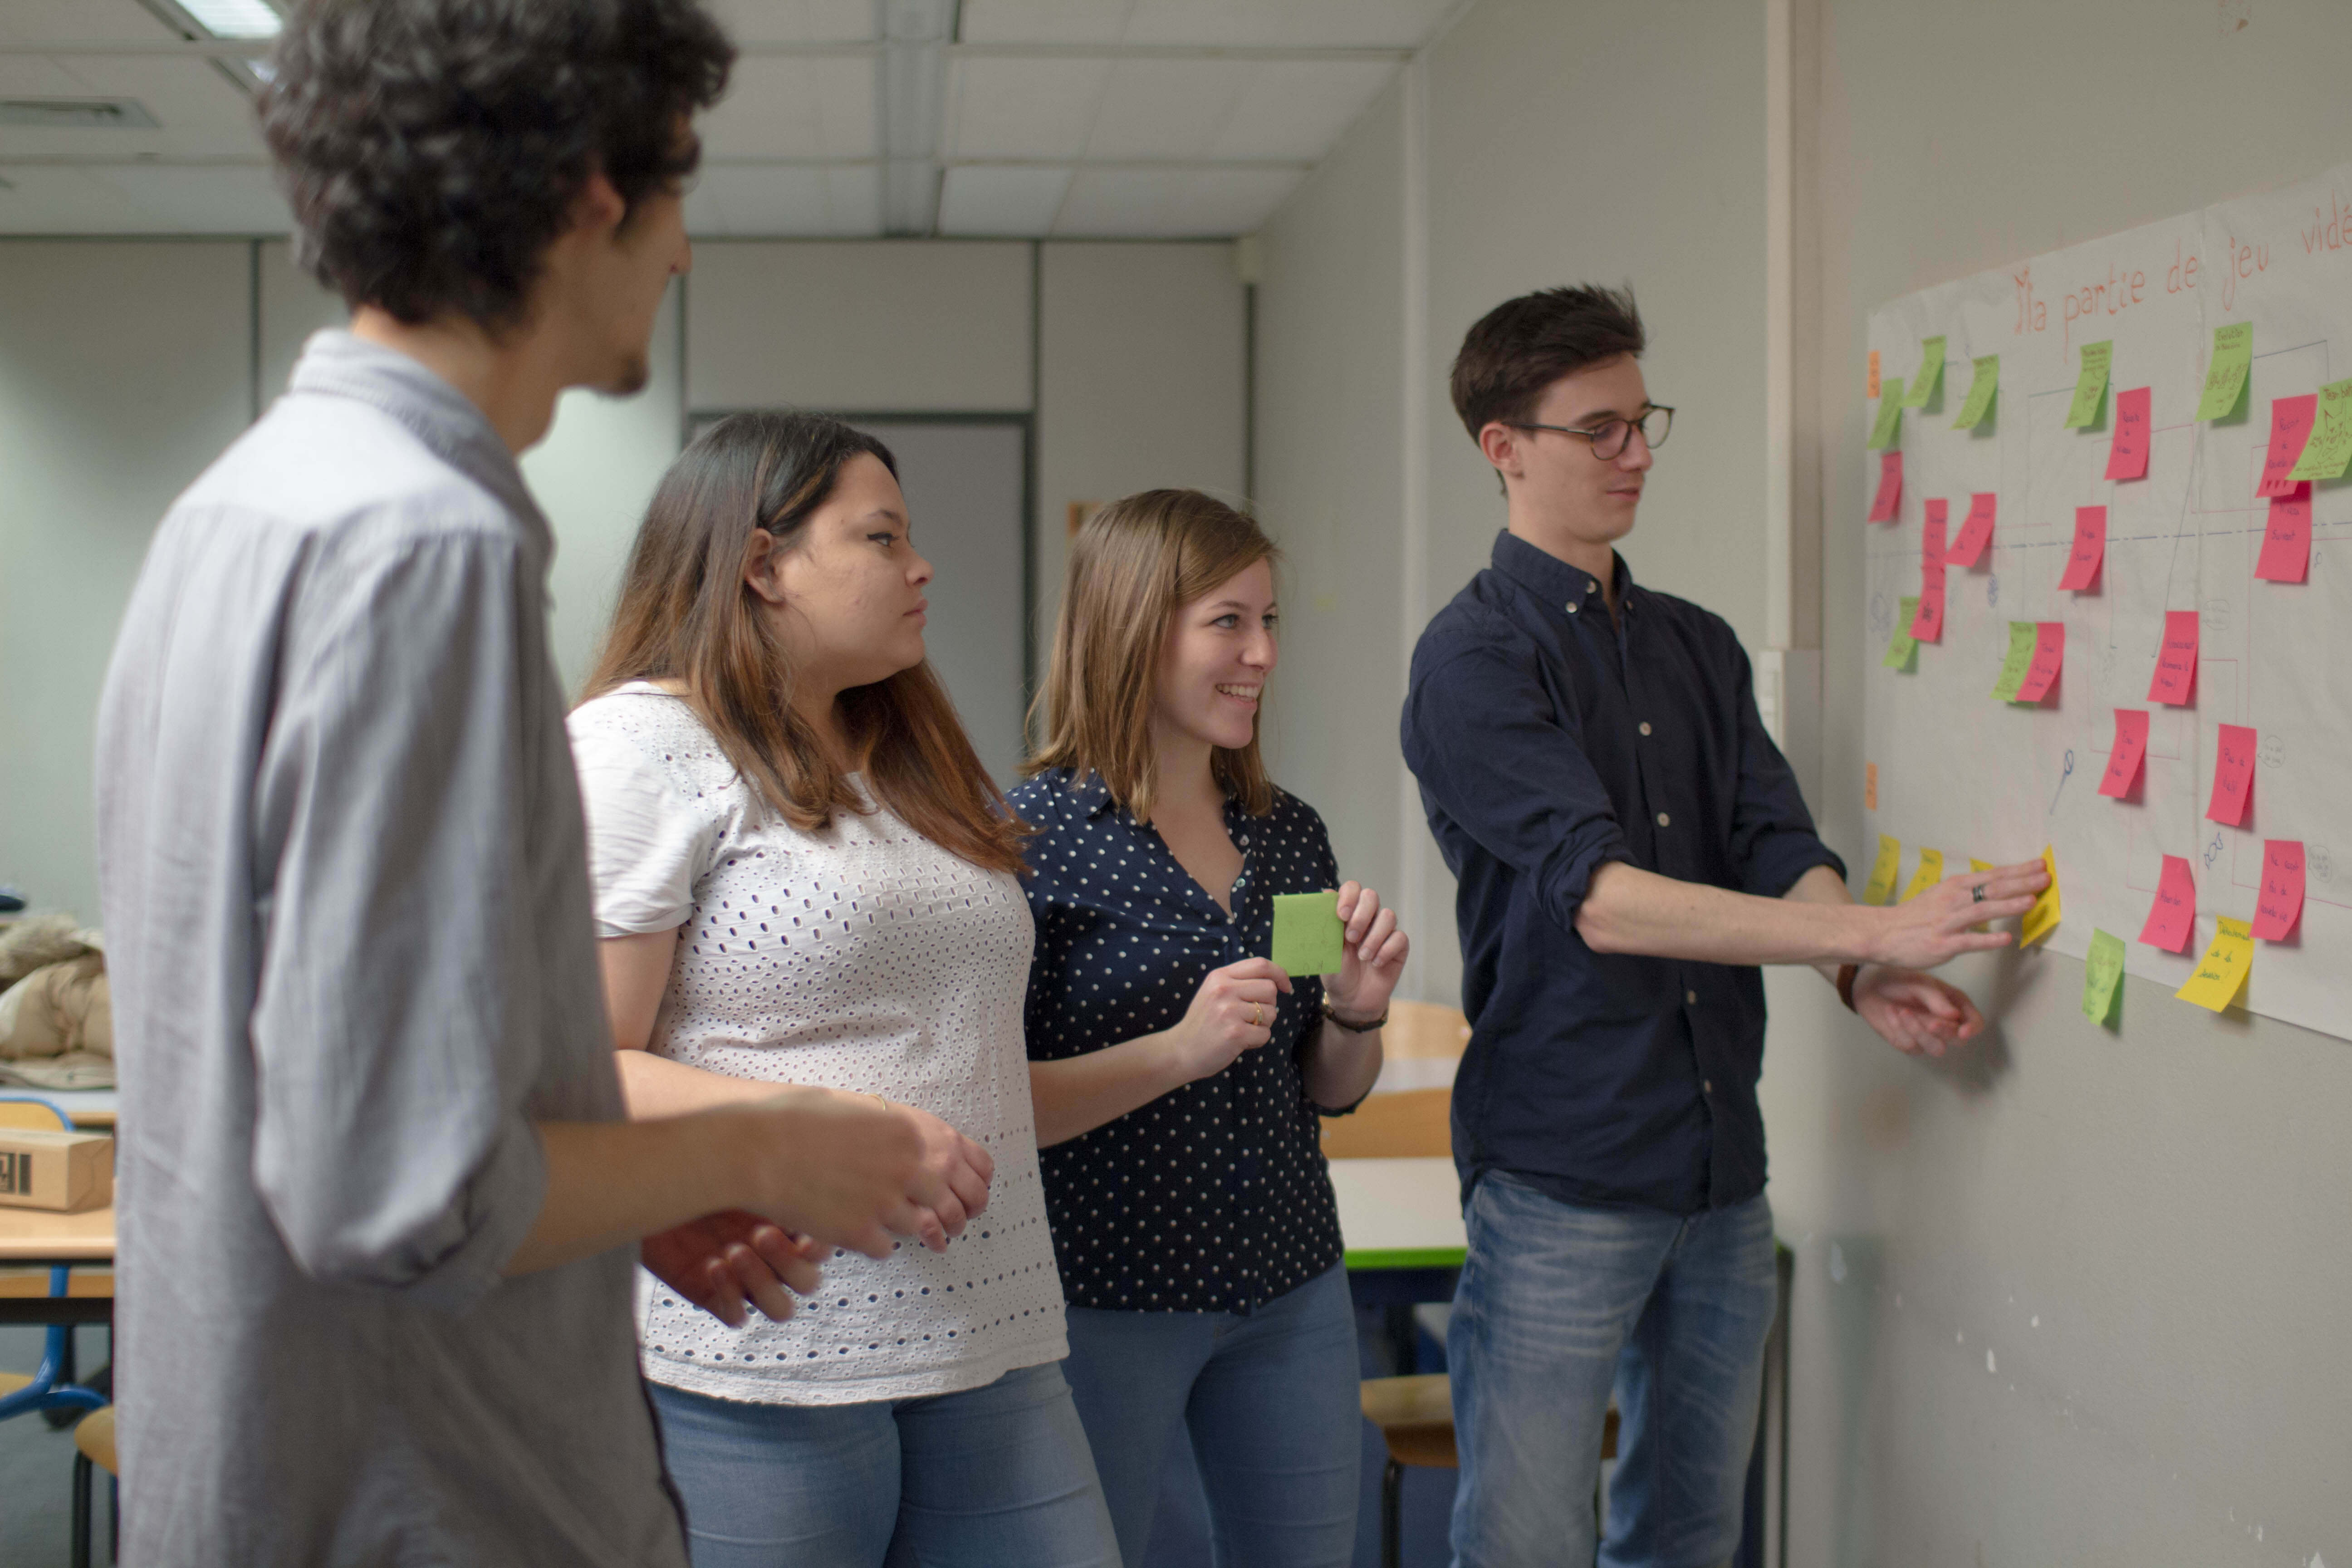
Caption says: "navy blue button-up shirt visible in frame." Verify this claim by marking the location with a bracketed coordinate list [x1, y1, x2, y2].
[1010, 769, 1347, 1313]
[1402, 532, 1844, 1215]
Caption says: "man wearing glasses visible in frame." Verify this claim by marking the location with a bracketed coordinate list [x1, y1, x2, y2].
[1401, 286, 2044, 1567]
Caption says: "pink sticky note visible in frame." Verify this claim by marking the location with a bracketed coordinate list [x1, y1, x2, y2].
[2138, 854, 2198, 951]
[2258, 393, 2319, 497]
[2255, 483, 2312, 583]
[1946, 492, 1996, 567]
[2206, 723, 2256, 826]
[2058, 505, 2106, 591]
[1910, 505, 1947, 642]
[1867, 451, 1903, 522]
[2252, 840, 2305, 941]
[2011, 621, 2065, 703]
[2097, 708, 2149, 798]
[2105, 386, 2151, 480]
[2147, 609, 2199, 705]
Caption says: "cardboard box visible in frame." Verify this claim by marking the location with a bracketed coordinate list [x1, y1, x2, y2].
[0, 1127, 113, 1213]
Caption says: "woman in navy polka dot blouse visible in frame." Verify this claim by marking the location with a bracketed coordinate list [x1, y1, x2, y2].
[1009, 490, 1411, 1568]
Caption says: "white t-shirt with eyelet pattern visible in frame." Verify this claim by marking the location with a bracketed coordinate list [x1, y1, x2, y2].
[568, 684, 1066, 1406]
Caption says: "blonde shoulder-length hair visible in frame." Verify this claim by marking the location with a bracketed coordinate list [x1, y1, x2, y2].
[1025, 488, 1279, 824]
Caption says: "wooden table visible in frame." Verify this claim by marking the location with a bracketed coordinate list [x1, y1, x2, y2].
[0, 1205, 115, 1327]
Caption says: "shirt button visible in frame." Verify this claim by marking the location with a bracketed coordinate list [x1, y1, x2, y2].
[1656, 811, 1671, 827]
[1566, 602, 1579, 614]
[1703, 1079, 1715, 1094]
[1639, 722, 1653, 736]
[1686, 989, 1699, 1005]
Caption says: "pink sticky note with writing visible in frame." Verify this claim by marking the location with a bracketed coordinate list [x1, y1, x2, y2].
[1910, 505, 1947, 642]
[2138, 854, 2197, 952]
[2011, 621, 2065, 703]
[2258, 393, 2318, 497]
[2147, 609, 2199, 705]
[2254, 483, 2311, 583]
[1867, 451, 1902, 522]
[2252, 840, 2305, 941]
[2105, 387, 2151, 480]
[2206, 723, 2256, 826]
[2097, 708, 2149, 798]
[1946, 492, 1996, 567]
[2057, 505, 2106, 591]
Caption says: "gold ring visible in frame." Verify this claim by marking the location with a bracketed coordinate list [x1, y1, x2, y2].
[1251, 1003, 1264, 1028]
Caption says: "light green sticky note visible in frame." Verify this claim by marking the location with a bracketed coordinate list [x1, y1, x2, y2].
[2195, 322, 2253, 421]
[1989, 620, 2037, 701]
[2082, 927, 2125, 1027]
[1902, 336, 1945, 407]
[1867, 377, 1905, 449]
[1862, 834, 1902, 906]
[2064, 340, 2112, 428]
[1270, 890, 1346, 976]
[1952, 354, 2000, 429]
[2288, 375, 2352, 480]
[1882, 596, 1920, 670]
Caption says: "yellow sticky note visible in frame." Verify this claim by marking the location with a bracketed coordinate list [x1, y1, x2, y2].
[2175, 916, 2254, 1013]
[1863, 834, 1901, 906]
[2019, 845, 2061, 948]
[2064, 340, 2112, 428]
[1969, 858, 1992, 873]
[1952, 354, 2000, 429]
[1868, 378, 1905, 449]
[2195, 322, 2253, 422]
[1900, 848, 1944, 902]
[1903, 336, 1945, 407]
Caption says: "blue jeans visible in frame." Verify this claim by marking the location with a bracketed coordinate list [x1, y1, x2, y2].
[1448, 1175, 1777, 1568]
[649, 1361, 1118, 1568]
[1062, 1263, 1360, 1568]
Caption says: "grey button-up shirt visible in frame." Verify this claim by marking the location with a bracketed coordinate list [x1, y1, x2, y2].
[94, 331, 687, 1567]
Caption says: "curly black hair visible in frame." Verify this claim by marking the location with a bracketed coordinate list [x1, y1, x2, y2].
[260, 0, 735, 328]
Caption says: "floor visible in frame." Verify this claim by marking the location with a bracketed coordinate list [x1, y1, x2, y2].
[0, 1323, 109, 1565]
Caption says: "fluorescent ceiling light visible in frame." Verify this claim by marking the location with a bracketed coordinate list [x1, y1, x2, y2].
[177, 0, 281, 37]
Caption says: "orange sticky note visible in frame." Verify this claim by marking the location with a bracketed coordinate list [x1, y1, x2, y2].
[2252, 840, 2304, 941]
[1868, 451, 1903, 522]
[2011, 621, 2065, 704]
[2255, 483, 2312, 583]
[2138, 854, 2197, 952]
[2258, 393, 2318, 497]
[2147, 610, 2198, 705]
[2106, 387, 2151, 480]
[1911, 504, 1948, 642]
[2206, 723, 2256, 827]
[2097, 709, 2149, 798]
[1865, 761, 1879, 811]
[2057, 505, 2105, 591]
[1868, 349, 1882, 399]
[1946, 492, 1996, 568]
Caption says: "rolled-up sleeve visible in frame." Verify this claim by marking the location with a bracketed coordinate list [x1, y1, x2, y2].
[1402, 636, 1632, 935]
[248, 530, 549, 1313]
[1721, 642, 1847, 898]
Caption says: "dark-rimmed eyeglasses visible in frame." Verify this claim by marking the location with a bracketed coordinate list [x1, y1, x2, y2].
[1507, 404, 1673, 461]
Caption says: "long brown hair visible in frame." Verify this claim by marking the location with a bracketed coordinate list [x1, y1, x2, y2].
[583, 411, 1025, 875]
[1025, 488, 1279, 825]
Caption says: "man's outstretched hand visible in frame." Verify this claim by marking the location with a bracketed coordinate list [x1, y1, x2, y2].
[1850, 965, 1986, 1058]
[642, 1210, 824, 1328]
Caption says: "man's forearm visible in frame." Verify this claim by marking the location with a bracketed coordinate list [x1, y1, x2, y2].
[1778, 863, 1863, 987]
[1574, 861, 1879, 967]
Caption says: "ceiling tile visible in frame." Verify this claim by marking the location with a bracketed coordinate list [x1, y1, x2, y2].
[1081, 59, 1248, 161]
[1052, 166, 1300, 237]
[703, 0, 876, 44]
[937, 165, 1071, 234]
[958, 1, 1135, 46]
[84, 162, 290, 232]
[1118, 0, 1456, 48]
[700, 55, 875, 159]
[1204, 60, 1394, 160]
[0, 166, 149, 231]
[685, 162, 880, 236]
[942, 57, 1108, 160]
[0, 55, 268, 159]
[0, 1, 185, 46]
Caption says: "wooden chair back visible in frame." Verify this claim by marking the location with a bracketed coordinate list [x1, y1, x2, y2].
[0, 1097, 70, 1132]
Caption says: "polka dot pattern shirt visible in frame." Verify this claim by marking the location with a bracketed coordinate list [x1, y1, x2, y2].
[1009, 768, 1349, 1315]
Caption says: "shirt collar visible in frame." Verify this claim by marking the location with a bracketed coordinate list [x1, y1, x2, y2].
[286, 328, 553, 562]
[1491, 529, 1634, 616]
[1058, 767, 1244, 826]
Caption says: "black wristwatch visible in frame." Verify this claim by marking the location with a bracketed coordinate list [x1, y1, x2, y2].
[1319, 997, 1388, 1033]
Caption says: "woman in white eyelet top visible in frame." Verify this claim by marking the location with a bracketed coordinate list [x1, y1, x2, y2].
[569, 685, 1066, 1401]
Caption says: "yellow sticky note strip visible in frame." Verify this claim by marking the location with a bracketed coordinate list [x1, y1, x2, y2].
[1903, 336, 1945, 407]
[1868, 378, 1905, 449]
[1969, 858, 1992, 872]
[2289, 375, 2352, 481]
[1883, 597, 1920, 670]
[1900, 848, 1944, 902]
[1953, 354, 2000, 429]
[1863, 834, 1901, 906]
[2064, 340, 2112, 428]
[2175, 916, 2254, 1013]
[2196, 322, 2253, 421]
[1989, 621, 2037, 701]
[2082, 927, 2125, 1026]
[2019, 845, 2061, 948]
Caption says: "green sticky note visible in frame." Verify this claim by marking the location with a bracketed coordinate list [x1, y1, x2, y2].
[1952, 354, 2000, 429]
[1883, 596, 1920, 670]
[1271, 890, 1346, 977]
[1867, 377, 1905, 449]
[1862, 834, 1901, 906]
[2289, 375, 2352, 480]
[1989, 620, 2037, 701]
[1902, 336, 1945, 407]
[2082, 927, 2125, 1027]
[2195, 322, 2253, 421]
[2064, 340, 2112, 428]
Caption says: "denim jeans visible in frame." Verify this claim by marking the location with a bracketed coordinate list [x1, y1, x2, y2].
[1061, 1262, 1361, 1568]
[1448, 1174, 1777, 1568]
[648, 1360, 1118, 1568]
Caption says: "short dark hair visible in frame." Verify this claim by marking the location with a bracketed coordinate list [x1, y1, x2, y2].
[1450, 284, 1646, 438]
[260, 0, 735, 328]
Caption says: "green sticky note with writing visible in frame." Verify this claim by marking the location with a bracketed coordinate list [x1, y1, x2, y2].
[1883, 596, 1920, 670]
[1901, 337, 1945, 407]
[1867, 377, 1905, 449]
[2082, 927, 2125, 1027]
[2289, 375, 2352, 480]
[1271, 890, 1346, 976]
[1989, 620, 2037, 701]
[1952, 354, 2000, 429]
[2065, 340, 2112, 428]
[2196, 322, 2252, 421]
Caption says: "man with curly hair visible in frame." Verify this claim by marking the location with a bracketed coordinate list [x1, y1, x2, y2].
[93, 3, 996, 1562]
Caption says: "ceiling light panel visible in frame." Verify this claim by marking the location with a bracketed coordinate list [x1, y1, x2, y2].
[937, 165, 1071, 235]
[941, 57, 1109, 160]
[175, 0, 281, 38]
[1052, 166, 1300, 237]
[705, 0, 875, 44]
[699, 57, 876, 158]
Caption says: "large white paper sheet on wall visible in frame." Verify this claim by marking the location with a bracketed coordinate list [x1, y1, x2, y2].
[1862, 161, 2352, 1040]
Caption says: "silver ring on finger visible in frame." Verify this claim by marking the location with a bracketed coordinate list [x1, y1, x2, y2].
[1971, 885, 1986, 903]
